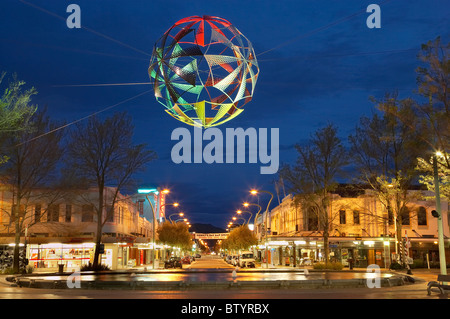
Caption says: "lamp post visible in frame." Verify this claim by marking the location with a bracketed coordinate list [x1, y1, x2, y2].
[433, 152, 447, 275]
[169, 211, 183, 223]
[232, 216, 246, 225]
[138, 187, 171, 269]
[236, 210, 253, 225]
[250, 189, 274, 269]
[244, 202, 262, 230]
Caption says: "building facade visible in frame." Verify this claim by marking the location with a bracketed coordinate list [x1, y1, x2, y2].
[0, 185, 168, 270]
[257, 189, 450, 269]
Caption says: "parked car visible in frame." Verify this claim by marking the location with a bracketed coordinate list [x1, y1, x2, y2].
[225, 255, 233, 264]
[239, 251, 256, 268]
[164, 257, 182, 269]
[195, 253, 201, 258]
[181, 256, 191, 264]
[231, 255, 239, 266]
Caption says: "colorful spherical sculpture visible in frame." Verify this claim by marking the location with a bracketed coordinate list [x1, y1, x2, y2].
[149, 16, 259, 128]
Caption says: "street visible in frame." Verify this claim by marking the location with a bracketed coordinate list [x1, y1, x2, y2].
[184, 255, 235, 269]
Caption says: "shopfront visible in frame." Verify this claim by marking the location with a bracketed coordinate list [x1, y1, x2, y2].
[262, 237, 393, 268]
[28, 243, 95, 269]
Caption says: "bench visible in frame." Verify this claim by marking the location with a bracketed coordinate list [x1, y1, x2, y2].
[427, 275, 450, 295]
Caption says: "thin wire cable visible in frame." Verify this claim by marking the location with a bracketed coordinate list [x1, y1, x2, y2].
[0, 38, 149, 61]
[18, 0, 151, 57]
[257, 0, 392, 57]
[52, 82, 152, 88]
[15, 89, 152, 147]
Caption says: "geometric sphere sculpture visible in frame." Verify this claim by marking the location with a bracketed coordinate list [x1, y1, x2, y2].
[148, 16, 259, 128]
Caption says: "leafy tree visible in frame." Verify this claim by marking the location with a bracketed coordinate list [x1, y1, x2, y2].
[0, 73, 37, 164]
[157, 221, 192, 250]
[416, 151, 450, 200]
[280, 124, 348, 263]
[65, 112, 156, 268]
[222, 225, 257, 251]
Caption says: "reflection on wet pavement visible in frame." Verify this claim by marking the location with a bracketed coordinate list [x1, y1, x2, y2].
[28, 271, 394, 282]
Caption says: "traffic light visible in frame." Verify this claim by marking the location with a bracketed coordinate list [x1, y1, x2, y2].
[98, 243, 105, 254]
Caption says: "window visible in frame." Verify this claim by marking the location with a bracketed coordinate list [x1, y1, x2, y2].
[47, 204, 59, 222]
[105, 205, 114, 222]
[137, 200, 144, 216]
[82, 205, 94, 222]
[400, 206, 410, 226]
[353, 210, 360, 225]
[339, 210, 346, 224]
[306, 207, 318, 231]
[65, 205, 72, 223]
[417, 206, 427, 226]
[34, 204, 42, 223]
[10, 205, 25, 224]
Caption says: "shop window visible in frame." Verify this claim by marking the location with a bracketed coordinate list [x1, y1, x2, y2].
[82, 204, 94, 222]
[339, 210, 346, 224]
[400, 206, 410, 225]
[65, 205, 72, 222]
[353, 210, 360, 225]
[417, 206, 427, 226]
[47, 204, 59, 222]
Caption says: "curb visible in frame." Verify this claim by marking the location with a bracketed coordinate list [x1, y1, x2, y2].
[14, 275, 407, 290]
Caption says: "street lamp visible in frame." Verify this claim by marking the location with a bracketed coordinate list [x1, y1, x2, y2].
[137, 187, 161, 269]
[243, 202, 262, 227]
[236, 209, 253, 225]
[250, 189, 274, 268]
[169, 211, 183, 223]
[232, 216, 246, 225]
[432, 151, 447, 275]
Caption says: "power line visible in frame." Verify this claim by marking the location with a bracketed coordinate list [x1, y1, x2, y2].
[15, 89, 152, 147]
[18, 0, 151, 57]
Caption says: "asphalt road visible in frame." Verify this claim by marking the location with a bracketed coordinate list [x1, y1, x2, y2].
[185, 255, 235, 269]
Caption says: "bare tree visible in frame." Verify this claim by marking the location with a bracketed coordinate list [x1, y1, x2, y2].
[280, 124, 349, 263]
[0, 110, 64, 272]
[349, 93, 428, 267]
[65, 112, 156, 268]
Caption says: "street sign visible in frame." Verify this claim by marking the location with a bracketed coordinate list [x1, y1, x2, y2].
[194, 233, 229, 240]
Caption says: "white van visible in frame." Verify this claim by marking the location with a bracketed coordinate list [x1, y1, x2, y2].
[239, 251, 256, 268]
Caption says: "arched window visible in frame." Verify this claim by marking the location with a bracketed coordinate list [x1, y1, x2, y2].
[417, 206, 427, 226]
[400, 206, 410, 226]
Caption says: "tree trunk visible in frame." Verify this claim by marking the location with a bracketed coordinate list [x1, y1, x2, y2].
[93, 186, 104, 268]
[13, 199, 21, 273]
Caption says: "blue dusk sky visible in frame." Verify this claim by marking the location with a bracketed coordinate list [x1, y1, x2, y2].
[0, 0, 449, 228]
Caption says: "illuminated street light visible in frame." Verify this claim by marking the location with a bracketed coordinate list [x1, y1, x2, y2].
[137, 187, 160, 269]
[432, 151, 447, 275]
[250, 189, 274, 268]
[169, 211, 184, 222]
[237, 209, 253, 225]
